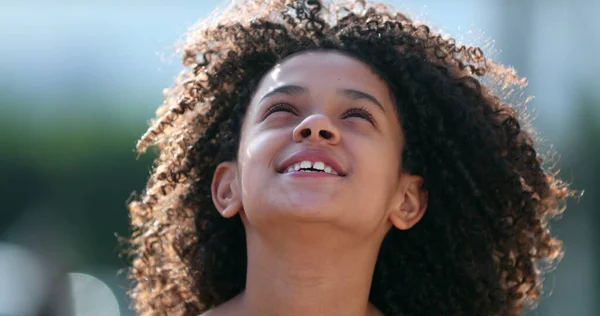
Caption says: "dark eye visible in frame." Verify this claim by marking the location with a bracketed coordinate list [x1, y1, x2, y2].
[343, 107, 375, 124]
[264, 103, 298, 117]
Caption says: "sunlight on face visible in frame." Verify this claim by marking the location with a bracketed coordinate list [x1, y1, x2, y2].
[237, 50, 405, 237]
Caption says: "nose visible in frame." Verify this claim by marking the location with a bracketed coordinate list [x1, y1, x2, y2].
[292, 114, 341, 145]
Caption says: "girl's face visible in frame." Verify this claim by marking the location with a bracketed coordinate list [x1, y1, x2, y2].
[214, 50, 425, 239]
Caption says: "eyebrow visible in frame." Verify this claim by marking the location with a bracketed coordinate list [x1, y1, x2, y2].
[259, 84, 385, 113]
[337, 88, 385, 113]
[259, 85, 307, 102]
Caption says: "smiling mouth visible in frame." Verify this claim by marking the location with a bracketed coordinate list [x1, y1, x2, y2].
[283, 160, 339, 175]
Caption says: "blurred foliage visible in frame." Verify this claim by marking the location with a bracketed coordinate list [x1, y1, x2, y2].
[0, 103, 155, 269]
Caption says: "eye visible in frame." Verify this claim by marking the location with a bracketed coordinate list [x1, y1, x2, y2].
[264, 103, 298, 118]
[342, 107, 376, 125]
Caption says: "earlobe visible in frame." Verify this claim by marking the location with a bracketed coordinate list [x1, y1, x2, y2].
[389, 174, 428, 230]
[211, 161, 242, 218]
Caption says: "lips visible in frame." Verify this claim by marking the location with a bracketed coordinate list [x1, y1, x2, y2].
[277, 150, 346, 176]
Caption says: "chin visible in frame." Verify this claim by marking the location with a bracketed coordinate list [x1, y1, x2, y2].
[281, 205, 341, 222]
[248, 197, 343, 224]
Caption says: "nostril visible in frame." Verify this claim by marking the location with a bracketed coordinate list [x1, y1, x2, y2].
[319, 130, 333, 139]
[300, 129, 311, 138]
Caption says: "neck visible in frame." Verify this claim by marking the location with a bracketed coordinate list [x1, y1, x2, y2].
[237, 222, 385, 316]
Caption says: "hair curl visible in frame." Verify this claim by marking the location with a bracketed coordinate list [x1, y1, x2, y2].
[127, 1, 576, 315]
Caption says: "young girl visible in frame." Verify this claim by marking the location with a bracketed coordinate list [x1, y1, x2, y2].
[127, 0, 575, 315]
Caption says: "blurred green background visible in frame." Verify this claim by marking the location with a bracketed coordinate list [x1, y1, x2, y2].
[0, 1, 598, 315]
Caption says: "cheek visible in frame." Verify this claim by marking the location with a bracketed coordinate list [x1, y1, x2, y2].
[351, 136, 402, 202]
[352, 131, 401, 173]
[237, 128, 287, 198]
[238, 128, 283, 171]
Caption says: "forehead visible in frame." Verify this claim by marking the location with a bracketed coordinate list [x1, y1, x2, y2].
[254, 50, 391, 97]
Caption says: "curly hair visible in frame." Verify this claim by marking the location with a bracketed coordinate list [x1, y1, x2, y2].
[127, 0, 576, 315]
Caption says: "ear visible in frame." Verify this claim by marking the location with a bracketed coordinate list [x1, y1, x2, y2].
[211, 161, 242, 218]
[389, 174, 428, 230]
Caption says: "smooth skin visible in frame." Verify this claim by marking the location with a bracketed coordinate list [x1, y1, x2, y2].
[209, 50, 428, 316]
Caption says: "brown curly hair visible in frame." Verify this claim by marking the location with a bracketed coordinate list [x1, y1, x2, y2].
[127, 0, 576, 315]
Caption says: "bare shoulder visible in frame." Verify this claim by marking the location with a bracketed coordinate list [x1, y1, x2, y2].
[199, 306, 225, 316]
[199, 295, 242, 316]
[199, 310, 219, 316]
[199, 308, 216, 316]
[199, 306, 228, 316]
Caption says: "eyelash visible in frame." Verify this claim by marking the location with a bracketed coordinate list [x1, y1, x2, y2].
[342, 107, 376, 124]
[264, 103, 298, 116]
[264, 103, 375, 124]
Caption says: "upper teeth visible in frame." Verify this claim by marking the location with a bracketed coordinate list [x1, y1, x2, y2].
[285, 160, 338, 175]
